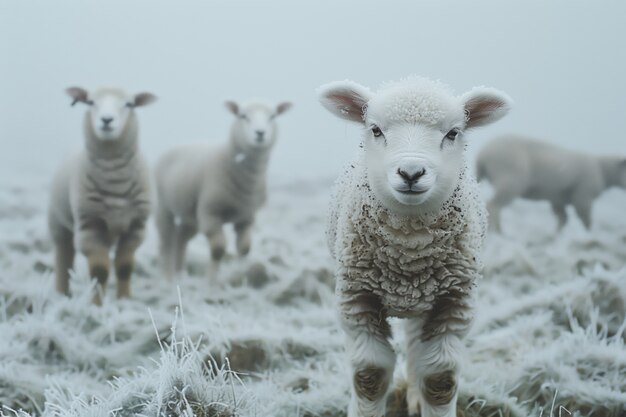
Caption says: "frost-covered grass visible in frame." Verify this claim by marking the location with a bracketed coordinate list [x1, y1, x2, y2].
[1, 178, 625, 417]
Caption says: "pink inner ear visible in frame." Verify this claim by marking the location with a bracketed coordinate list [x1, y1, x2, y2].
[225, 101, 239, 115]
[133, 93, 157, 107]
[276, 102, 292, 115]
[327, 91, 367, 121]
[66, 87, 88, 103]
[465, 96, 508, 127]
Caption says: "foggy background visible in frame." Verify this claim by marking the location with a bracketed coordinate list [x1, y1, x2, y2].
[1, 0, 625, 185]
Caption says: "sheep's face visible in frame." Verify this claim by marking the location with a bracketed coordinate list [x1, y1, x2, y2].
[66, 87, 157, 141]
[319, 78, 512, 215]
[226, 101, 292, 150]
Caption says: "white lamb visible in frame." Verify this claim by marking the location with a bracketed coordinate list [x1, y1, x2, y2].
[155, 99, 292, 282]
[318, 77, 511, 417]
[49, 87, 156, 305]
[477, 135, 626, 232]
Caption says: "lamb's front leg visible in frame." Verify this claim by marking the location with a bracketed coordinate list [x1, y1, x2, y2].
[406, 291, 473, 417]
[234, 218, 253, 256]
[340, 292, 396, 417]
[114, 219, 146, 299]
[200, 215, 227, 286]
[77, 220, 111, 305]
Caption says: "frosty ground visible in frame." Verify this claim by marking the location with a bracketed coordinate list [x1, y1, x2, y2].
[0, 176, 625, 417]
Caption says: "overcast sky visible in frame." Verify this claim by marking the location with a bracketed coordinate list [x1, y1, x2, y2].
[1, 0, 625, 184]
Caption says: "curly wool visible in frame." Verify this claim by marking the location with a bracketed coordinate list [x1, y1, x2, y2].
[367, 77, 463, 126]
[328, 150, 487, 317]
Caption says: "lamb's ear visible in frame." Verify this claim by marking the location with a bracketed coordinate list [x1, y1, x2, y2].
[132, 92, 157, 108]
[317, 81, 372, 123]
[276, 101, 293, 115]
[461, 87, 512, 129]
[66, 87, 89, 106]
[225, 101, 239, 116]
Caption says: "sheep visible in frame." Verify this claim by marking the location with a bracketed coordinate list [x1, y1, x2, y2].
[318, 77, 511, 417]
[154, 99, 292, 282]
[48, 87, 156, 305]
[477, 135, 626, 232]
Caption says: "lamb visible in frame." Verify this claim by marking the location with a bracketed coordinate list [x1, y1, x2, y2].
[154, 99, 292, 282]
[477, 135, 626, 232]
[48, 87, 156, 305]
[318, 77, 511, 417]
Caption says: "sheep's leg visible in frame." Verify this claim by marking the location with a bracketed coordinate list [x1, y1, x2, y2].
[486, 188, 517, 233]
[114, 220, 146, 299]
[573, 201, 592, 230]
[407, 332, 463, 417]
[551, 202, 567, 231]
[77, 221, 111, 305]
[50, 224, 75, 296]
[201, 216, 227, 285]
[173, 222, 197, 275]
[406, 291, 472, 417]
[234, 219, 254, 256]
[340, 293, 396, 417]
[156, 205, 177, 280]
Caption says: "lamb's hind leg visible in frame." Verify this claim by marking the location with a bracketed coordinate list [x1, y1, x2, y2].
[173, 222, 197, 275]
[572, 197, 593, 230]
[50, 222, 75, 296]
[156, 205, 177, 280]
[487, 186, 518, 233]
[341, 293, 396, 417]
[551, 202, 567, 231]
[114, 219, 146, 299]
[406, 291, 472, 417]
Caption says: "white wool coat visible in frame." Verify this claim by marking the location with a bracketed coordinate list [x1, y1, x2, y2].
[328, 151, 486, 336]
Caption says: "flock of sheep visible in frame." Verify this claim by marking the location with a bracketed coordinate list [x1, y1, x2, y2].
[46, 77, 626, 417]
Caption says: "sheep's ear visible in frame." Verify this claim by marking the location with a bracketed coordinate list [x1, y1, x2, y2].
[276, 101, 292, 116]
[461, 87, 512, 129]
[66, 87, 89, 107]
[225, 101, 239, 116]
[317, 81, 372, 124]
[132, 92, 157, 108]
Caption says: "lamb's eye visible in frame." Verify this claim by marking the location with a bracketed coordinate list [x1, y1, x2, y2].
[371, 125, 383, 138]
[86, 100, 94, 106]
[240, 114, 249, 121]
[445, 128, 460, 141]
[125, 102, 134, 108]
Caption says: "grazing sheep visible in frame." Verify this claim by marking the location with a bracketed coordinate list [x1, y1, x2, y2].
[477, 135, 626, 232]
[49, 87, 156, 305]
[318, 77, 511, 417]
[155, 99, 292, 282]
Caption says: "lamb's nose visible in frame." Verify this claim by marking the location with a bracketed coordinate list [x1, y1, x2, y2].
[101, 117, 113, 125]
[255, 130, 265, 143]
[397, 168, 426, 184]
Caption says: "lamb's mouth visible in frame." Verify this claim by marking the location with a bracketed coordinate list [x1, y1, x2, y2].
[397, 189, 428, 195]
[101, 126, 113, 133]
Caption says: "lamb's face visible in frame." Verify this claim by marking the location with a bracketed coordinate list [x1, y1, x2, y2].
[319, 78, 512, 214]
[226, 101, 292, 150]
[66, 87, 157, 141]
[363, 110, 466, 209]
